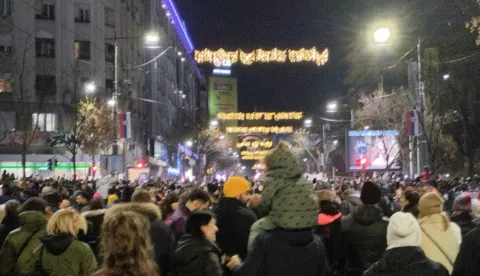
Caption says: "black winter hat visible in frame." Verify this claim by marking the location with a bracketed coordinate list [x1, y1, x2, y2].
[360, 181, 381, 205]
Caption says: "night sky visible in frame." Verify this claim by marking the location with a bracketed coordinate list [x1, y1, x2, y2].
[175, 0, 454, 113]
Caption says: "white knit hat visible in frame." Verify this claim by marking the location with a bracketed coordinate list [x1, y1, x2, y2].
[387, 212, 421, 250]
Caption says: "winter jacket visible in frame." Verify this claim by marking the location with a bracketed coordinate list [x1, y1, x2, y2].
[25, 234, 97, 276]
[174, 235, 224, 276]
[171, 204, 191, 240]
[0, 214, 20, 246]
[450, 211, 476, 237]
[257, 146, 318, 230]
[232, 229, 331, 276]
[419, 213, 461, 274]
[452, 226, 480, 276]
[341, 191, 362, 216]
[342, 205, 388, 274]
[364, 246, 449, 276]
[106, 202, 175, 274]
[0, 211, 47, 276]
[212, 197, 257, 259]
[79, 209, 106, 261]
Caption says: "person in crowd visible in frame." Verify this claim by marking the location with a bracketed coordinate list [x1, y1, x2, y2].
[401, 190, 420, 217]
[171, 188, 211, 240]
[213, 176, 257, 260]
[248, 142, 318, 249]
[418, 192, 461, 273]
[160, 192, 179, 223]
[120, 184, 134, 202]
[341, 188, 362, 216]
[342, 181, 389, 276]
[107, 188, 175, 274]
[0, 200, 20, 246]
[207, 182, 220, 205]
[0, 197, 48, 275]
[106, 188, 118, 205]
[378, 181, 399, 218]
[364, 212, 449, 276]
[75, 192, 90, 213]
[422, 166, 432, 182]
[393, 182, 404, 201]
[0, 185, 13, 205]
[174, 211, 224, 276]
[314, 189, 344, 273]
[93, 210, 159, 276]
[452, 221, 480, 275]
[43, 191, 62, 213]
[80, 199, 107, 260]
[26, 208, 97, 276]
[60, 198, 71, 209]
[450, 194, 476, 237]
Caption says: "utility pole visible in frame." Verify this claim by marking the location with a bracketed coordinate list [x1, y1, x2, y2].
[113, 35, 118, 156]
[416, 38, 426, 175]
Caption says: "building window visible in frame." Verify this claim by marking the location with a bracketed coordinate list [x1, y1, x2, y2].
[105, 43, 114, 62]
[105, 7, 115, 27]
[36, 38, 55, 57]
[0, 0, 12, 16]
[74, 8, 90, 23]
[74, 41, 90, 60]
[36, 4, 55, 20]
[0, 73, 12, 93]
[32, 113, 56, 131]
[35, 75, 56, 96]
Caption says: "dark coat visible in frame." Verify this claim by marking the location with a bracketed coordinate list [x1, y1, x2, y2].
[174, 235, 224, 276]
[452, 226, 480, 276]
[171, 205, 191, 240]
[0, 214, 20, 246]
[450, 212, 476, 237]
[79, 209, 106, 261]
[212, 197, 257, 259]
[342, 205, 388, 274]
[232, 229, 331, 276]
[106, 202, 175, 274]
[364, 247, 449, 276]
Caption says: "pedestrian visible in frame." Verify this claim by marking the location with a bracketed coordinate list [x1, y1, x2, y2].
[0, 197, 48, 275]
[452, 223, 480, 276]
[0, 200, 20, 246]
[75, 191, 90, 213]
[26, 208, 97, 276]
[80, 199, 107, 260]
[248, 142, 318, 249]
[341, 188, 362, 216]
[450, 194, 476, 237]
[174, 211, 224, 276]
[107, 188, 175, 274]
[170, 188, 211, 240]
[93, 210, 159, 276]
[401, 190, 420, 217]
[213, 176, 257, 260]
[106, 188, 118, 205]
[342, 181, 389, 276]
[418, 192, 461, 273]
[364, 212, 449, 276]
[159, 192, 179, 223]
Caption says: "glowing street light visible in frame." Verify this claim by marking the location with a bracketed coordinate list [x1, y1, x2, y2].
[210, 120, 219, 127]
[333, 140, 338, 144]
[443, 74, 450, 80]
[85, 82, 96, 93]
[364, 125, 370, 130]
[327, 102, 338, 112]
[304, 119, 312, 128]
[185, 140, 193, 148]
[373, 27, 391, 44]
[145, 34, 160, 44]
[219, 135, 225, 140]
[107, 99, 116, 106]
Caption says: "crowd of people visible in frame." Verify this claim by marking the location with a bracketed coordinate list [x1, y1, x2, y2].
[0, 143, 480, 275]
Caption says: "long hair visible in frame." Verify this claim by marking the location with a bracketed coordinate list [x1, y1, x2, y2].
[47, 208, 87, 236]
[94, 210, 158, 276]
[185, 211, 215, 239]
[160, 192, 179, 219]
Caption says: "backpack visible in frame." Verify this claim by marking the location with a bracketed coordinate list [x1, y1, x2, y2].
[29, 246, 49, 276]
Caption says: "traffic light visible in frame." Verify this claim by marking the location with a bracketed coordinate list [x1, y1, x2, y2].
[47, 159, 53, 171]
[356, 158, 368, 170]
[54, 159, 58, 167]
[135, 160, 146, 168]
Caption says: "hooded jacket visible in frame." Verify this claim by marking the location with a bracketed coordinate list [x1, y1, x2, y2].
[212, 197, 257, 259]
[174, 235, 224, 276]
[341, 190, 362, 216]
[0, 211, 47, 276]
[314, 200, 343, 270]
[364, 246, 449, 276]
[342, 205, 388, 273]
[257, 145, 318, 230]
[79, 209, 107, 261]
[232, 229, 330, 276]
[105, 202, 175, 274]
[27, 233, 97, 276]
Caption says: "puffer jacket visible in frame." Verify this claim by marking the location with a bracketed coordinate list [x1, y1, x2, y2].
[0, 211, 47, 276]
[26, 233, 97, 276]
[257, 145, 318, 230]
[106, 202, 175, 274]
[342, 205, 388, 274]
[174, 235, 224, 276]
[364, 246, 449, 276]
[79, 209, 106, 261]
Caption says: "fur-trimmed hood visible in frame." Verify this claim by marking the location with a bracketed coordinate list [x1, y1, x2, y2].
[81, 209, 107, 218]
[105, 202, 162, 221]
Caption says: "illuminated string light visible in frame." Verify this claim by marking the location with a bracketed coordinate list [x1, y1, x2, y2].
[237, 141, 274, 149]
[194, 47, 328, 66]
[226, 126, 294, 134]
[217, 112, 303, 121]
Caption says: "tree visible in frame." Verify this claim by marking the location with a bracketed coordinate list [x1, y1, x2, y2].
[197, 128, 236, 172]
[292, 129, 322, 173]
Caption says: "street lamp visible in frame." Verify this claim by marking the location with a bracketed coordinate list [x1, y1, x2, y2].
[326, 102, 338, 112]
[333, 140, 338, 145]
[85, 82, 96, 93]
[373, 27, 391, 44]
[107, 99, 116, 106]
[144, 34, 160, 44]
[210, 120, 219, 127]
[364, 125, 370, 130]
[186, 140, 193, 148]
[443, 73, 450, 80]
[304, 119, 312, 128]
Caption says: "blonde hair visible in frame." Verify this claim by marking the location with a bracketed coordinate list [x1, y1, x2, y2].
[46, 208, 87, 236]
